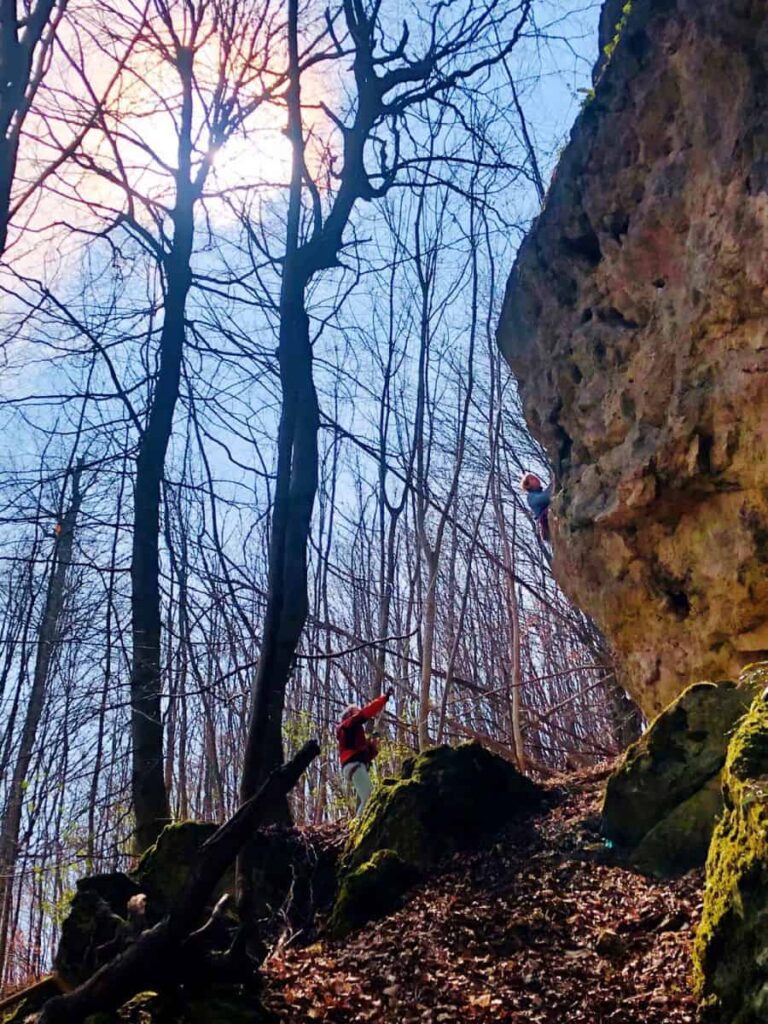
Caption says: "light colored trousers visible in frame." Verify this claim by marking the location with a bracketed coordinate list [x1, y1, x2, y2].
[342, 761, 373, 816]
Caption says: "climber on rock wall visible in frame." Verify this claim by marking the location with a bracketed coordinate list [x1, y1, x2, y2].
[337, 690, 392, 816]
[521, 472, 552, 543]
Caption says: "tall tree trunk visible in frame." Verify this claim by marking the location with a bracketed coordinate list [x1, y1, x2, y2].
[493, 479, 525, 770]
[129, 47, 197, 852]
[239, 0, 319, 814]
[417, 550, 438, 751]
[0, 459, 82, 978]
[239, 275, 319, 811]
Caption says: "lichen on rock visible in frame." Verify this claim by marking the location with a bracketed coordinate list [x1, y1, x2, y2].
[328, 743, 543, 936]
[694, 667, 768, 1022]
[602, 678, 758, 876]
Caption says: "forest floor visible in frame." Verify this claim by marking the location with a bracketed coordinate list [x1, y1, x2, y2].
[262, 765, 702, 1024]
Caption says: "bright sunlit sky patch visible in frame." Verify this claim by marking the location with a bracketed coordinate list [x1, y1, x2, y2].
[0, 0, 601, 467]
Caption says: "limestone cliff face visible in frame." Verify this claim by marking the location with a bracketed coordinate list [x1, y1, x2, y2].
[498, 0, 768, 716]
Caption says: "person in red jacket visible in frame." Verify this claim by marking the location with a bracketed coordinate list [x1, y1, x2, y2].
[337, 690, 392, 816]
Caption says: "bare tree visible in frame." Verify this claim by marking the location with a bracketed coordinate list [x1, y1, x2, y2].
[0, 458, 82, 978]
[0, 0, 68, 252]
[241, 0, 534, 804]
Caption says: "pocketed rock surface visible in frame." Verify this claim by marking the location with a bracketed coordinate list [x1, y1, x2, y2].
[498, 0, 768, 716]
[264, 766, 702, 1023]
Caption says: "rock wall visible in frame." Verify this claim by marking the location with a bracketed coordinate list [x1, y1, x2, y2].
[498, 0, 768, 715]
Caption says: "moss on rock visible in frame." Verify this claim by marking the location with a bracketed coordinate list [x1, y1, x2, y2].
[694, 675, 768, 1023]
[133, 822, 221, 914]
[56, 874, 142, 988]
[346, 742, 541, 875]
[54, 825, 224, 991]
[601, 680, 754, 874]
[629, 773, 723, 878]
[329, 743, 543, 935]
[327, 850, 420, 938]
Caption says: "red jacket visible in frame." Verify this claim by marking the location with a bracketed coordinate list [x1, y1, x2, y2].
[337, 695, 388, 766]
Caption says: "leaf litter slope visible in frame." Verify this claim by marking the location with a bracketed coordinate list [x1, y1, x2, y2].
[263, 766, 701, 1023]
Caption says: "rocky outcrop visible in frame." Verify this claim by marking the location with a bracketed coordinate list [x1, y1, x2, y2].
[602, 675, 759, 876]
[328, 743, 543, 936]
[498, 0, 768, 716]
[50, 820, 336, 1024]
[695, 664, 768, 1022]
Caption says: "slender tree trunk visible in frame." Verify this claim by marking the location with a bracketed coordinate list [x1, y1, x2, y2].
[129, 47, 198, 851]
[240, 0, 319, 813]
[418, 550, 438, 751]
[0, 459, 82, 977]
[494, 486, 525, 770]
[239, 275, 319, 810]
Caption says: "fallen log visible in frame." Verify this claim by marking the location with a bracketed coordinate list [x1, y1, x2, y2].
[38, 739, 320, 1024]
[0, 975, 70, 1016]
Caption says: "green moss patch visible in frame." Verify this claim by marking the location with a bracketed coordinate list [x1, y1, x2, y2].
[327, 850, 420, 938]
[600, 679, 759, 876]
[329, 743, 543, 936]
[694, 686, 768, 1023]
[133, 822, 220, 914]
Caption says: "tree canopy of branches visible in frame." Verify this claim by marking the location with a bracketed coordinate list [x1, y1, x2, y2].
[0, 0, 637, 988]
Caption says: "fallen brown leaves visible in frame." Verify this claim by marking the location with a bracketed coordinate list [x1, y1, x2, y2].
[263, 765, 702, 1023]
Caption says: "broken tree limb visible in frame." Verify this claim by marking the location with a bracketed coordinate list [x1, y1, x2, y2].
[38, 739, 320, 1024]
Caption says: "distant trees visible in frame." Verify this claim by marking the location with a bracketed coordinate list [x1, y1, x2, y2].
[0, 458, 84, 978]
[0, 0, 637, 986]
[241, 0, 534, 807]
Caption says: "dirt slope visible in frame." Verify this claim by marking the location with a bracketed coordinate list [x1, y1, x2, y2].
[263, 768, 701, 1023]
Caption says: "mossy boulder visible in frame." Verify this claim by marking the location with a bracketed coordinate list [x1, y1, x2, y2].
[694, 672, 768, 1023]
[55, 823, 227, 992]
[630, 773, 724, 877]
[328, 742, 543, 935]
[56, 875, 142, 987]
[602, 679, 757, 876]
[133, 822, 221, 914]
[328, 850, 420, 937]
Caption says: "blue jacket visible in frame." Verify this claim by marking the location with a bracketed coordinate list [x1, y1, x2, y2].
[526, 484, 551, 521]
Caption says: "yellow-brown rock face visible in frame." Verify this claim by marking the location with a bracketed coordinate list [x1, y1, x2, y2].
[498, 0, 768, 716]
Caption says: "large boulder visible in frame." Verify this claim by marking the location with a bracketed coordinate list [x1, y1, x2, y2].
[498, 0, 768, 716]
[55, 874, 143, 987]
[695, 673, 768, 1022]
[48, 821, 274, 1023]
[328, 742, 543, 936]
[602, 677, 758, 876]
[54, 824, 222, 990]
[51, 819, 339, 1022]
